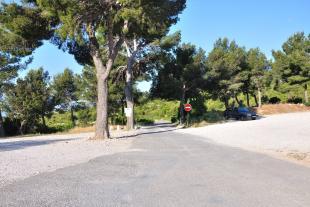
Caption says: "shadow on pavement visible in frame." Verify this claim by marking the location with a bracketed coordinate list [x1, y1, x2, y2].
[0, 138, 76, 152]
[114, 124, 181, 139]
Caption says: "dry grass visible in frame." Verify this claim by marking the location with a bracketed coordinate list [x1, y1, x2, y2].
[68, 126, 95, 134]
[255, 104, 310, 115]
[67, 125, 128, 134]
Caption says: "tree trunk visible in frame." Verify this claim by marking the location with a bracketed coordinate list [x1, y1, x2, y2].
[304, 84, 309, 103]
[0, 109, 5, 137]
[70, 107, 75, 127]
[41, 114, 46, 129]
[125, 56, 135, 130]
[246, 92, 250, 107]
[224, 97, 229, 109]
[93, 55, 110, 140]
[253, 94, 258, 107]
[20, 120, 26, 135]
[87, 22, 124, 139]
[235, 96, 241, 106]
[258, 88, 262, 108]
[180, 85, 186, 124]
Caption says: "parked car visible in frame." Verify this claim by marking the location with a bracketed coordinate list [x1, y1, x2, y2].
[224, 107, 257, 120]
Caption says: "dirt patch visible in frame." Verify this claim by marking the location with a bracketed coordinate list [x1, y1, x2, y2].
[256, 104, 310, 115]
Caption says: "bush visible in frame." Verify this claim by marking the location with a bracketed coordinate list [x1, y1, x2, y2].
[77, 108, 96, 126]
[261, 95, 269, 104]
[3, 118, 20, 136]
[205, 99, 225, 112]
[304, 102, 310, 107]
[203, 111, 224, 123]
[269, 97, 281, 104]
[46, 112, 74, 132]
[171, 116, 178, 123]
[287, 97, 303, 104]
[135, 99, 179, 122]
[136, 118, 154, 126]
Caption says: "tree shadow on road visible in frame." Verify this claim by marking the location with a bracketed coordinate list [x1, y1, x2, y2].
[113, 124, 181, 139]
[0, 138, 76, 152]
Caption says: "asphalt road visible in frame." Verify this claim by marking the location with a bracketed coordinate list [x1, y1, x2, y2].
[1, 128, 310, 207]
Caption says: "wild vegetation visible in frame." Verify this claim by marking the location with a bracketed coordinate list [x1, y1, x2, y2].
[0, 1, 309, 137]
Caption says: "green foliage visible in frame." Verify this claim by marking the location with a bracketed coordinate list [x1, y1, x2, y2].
[46, 112, 74, 132]
[52, 68, 77, 107]
[75, 65, 97, 104]
[272, 32, 310, 102]
[76, 108, 96, 127]
[206, 38, 248, 107]
[52, 68, 78, 126]
[136, 118, 154, 126]
[5, 68, 55, 134]
[205, 99, 226, 112]
[135, 99, 179, 122]
[287, 97, 303, 104]
[151, 42, 207, 101]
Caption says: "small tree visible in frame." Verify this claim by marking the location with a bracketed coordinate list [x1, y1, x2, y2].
[206, 38, 247, 108]
[247, 48, 269, 107]
[52, 68, 78, 127]
[273, 32, 310, 103]
[6, 68, 54, 134]
[151, 42, 207, 123]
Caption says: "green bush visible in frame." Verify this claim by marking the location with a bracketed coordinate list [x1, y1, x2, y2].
[3, 118, 20, 136]
[77, 108, 96, 126]
[203, 111, 225, 123]
[287, 97, 303, 104]
[171, 116, 178, 123]
[46, 112, 74, 132]
[136, 118, 154, 126]
[205, 99, 225, 112]
[135, 99, 179, 122]
[304, 102, 310, 107]
[269, 97, 281, 104]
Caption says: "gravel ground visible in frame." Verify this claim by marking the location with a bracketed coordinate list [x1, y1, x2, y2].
[177, 112, 310, 166]
[0, 132, 132, 188]
[0, 124, 176, 188]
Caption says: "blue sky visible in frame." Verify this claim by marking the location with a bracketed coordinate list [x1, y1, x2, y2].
[25, 0, 310, 90]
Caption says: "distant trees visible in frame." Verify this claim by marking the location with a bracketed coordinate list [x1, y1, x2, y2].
[205, 39, 272, 108]
[0, 2, 55, 137]
[206, 38, 248, 108]
[151, 38, 207, 122]
[272, 32, 310, 103]
[6, 68, 54, 134]
[52, 69, 78, 127]
[246, 48, 270, 107]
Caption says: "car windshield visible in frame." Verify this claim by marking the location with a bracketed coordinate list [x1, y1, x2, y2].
[238, 107, 250, 112]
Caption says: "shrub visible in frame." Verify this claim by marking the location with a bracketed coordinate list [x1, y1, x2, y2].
[136, 118, 154, 126]
[203, 111, 224, 123]
[171, 116, 178, 123]
[287, 97, 303, 104]
[3, 118, 20, 136]
[269, 97, 281, 104]
[261, 95, 269, 104]
[304, 102, 310, 107]
[46, 112, 74, 132]
[135, 99, 179, 122]
[77, 108, 96, 126]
